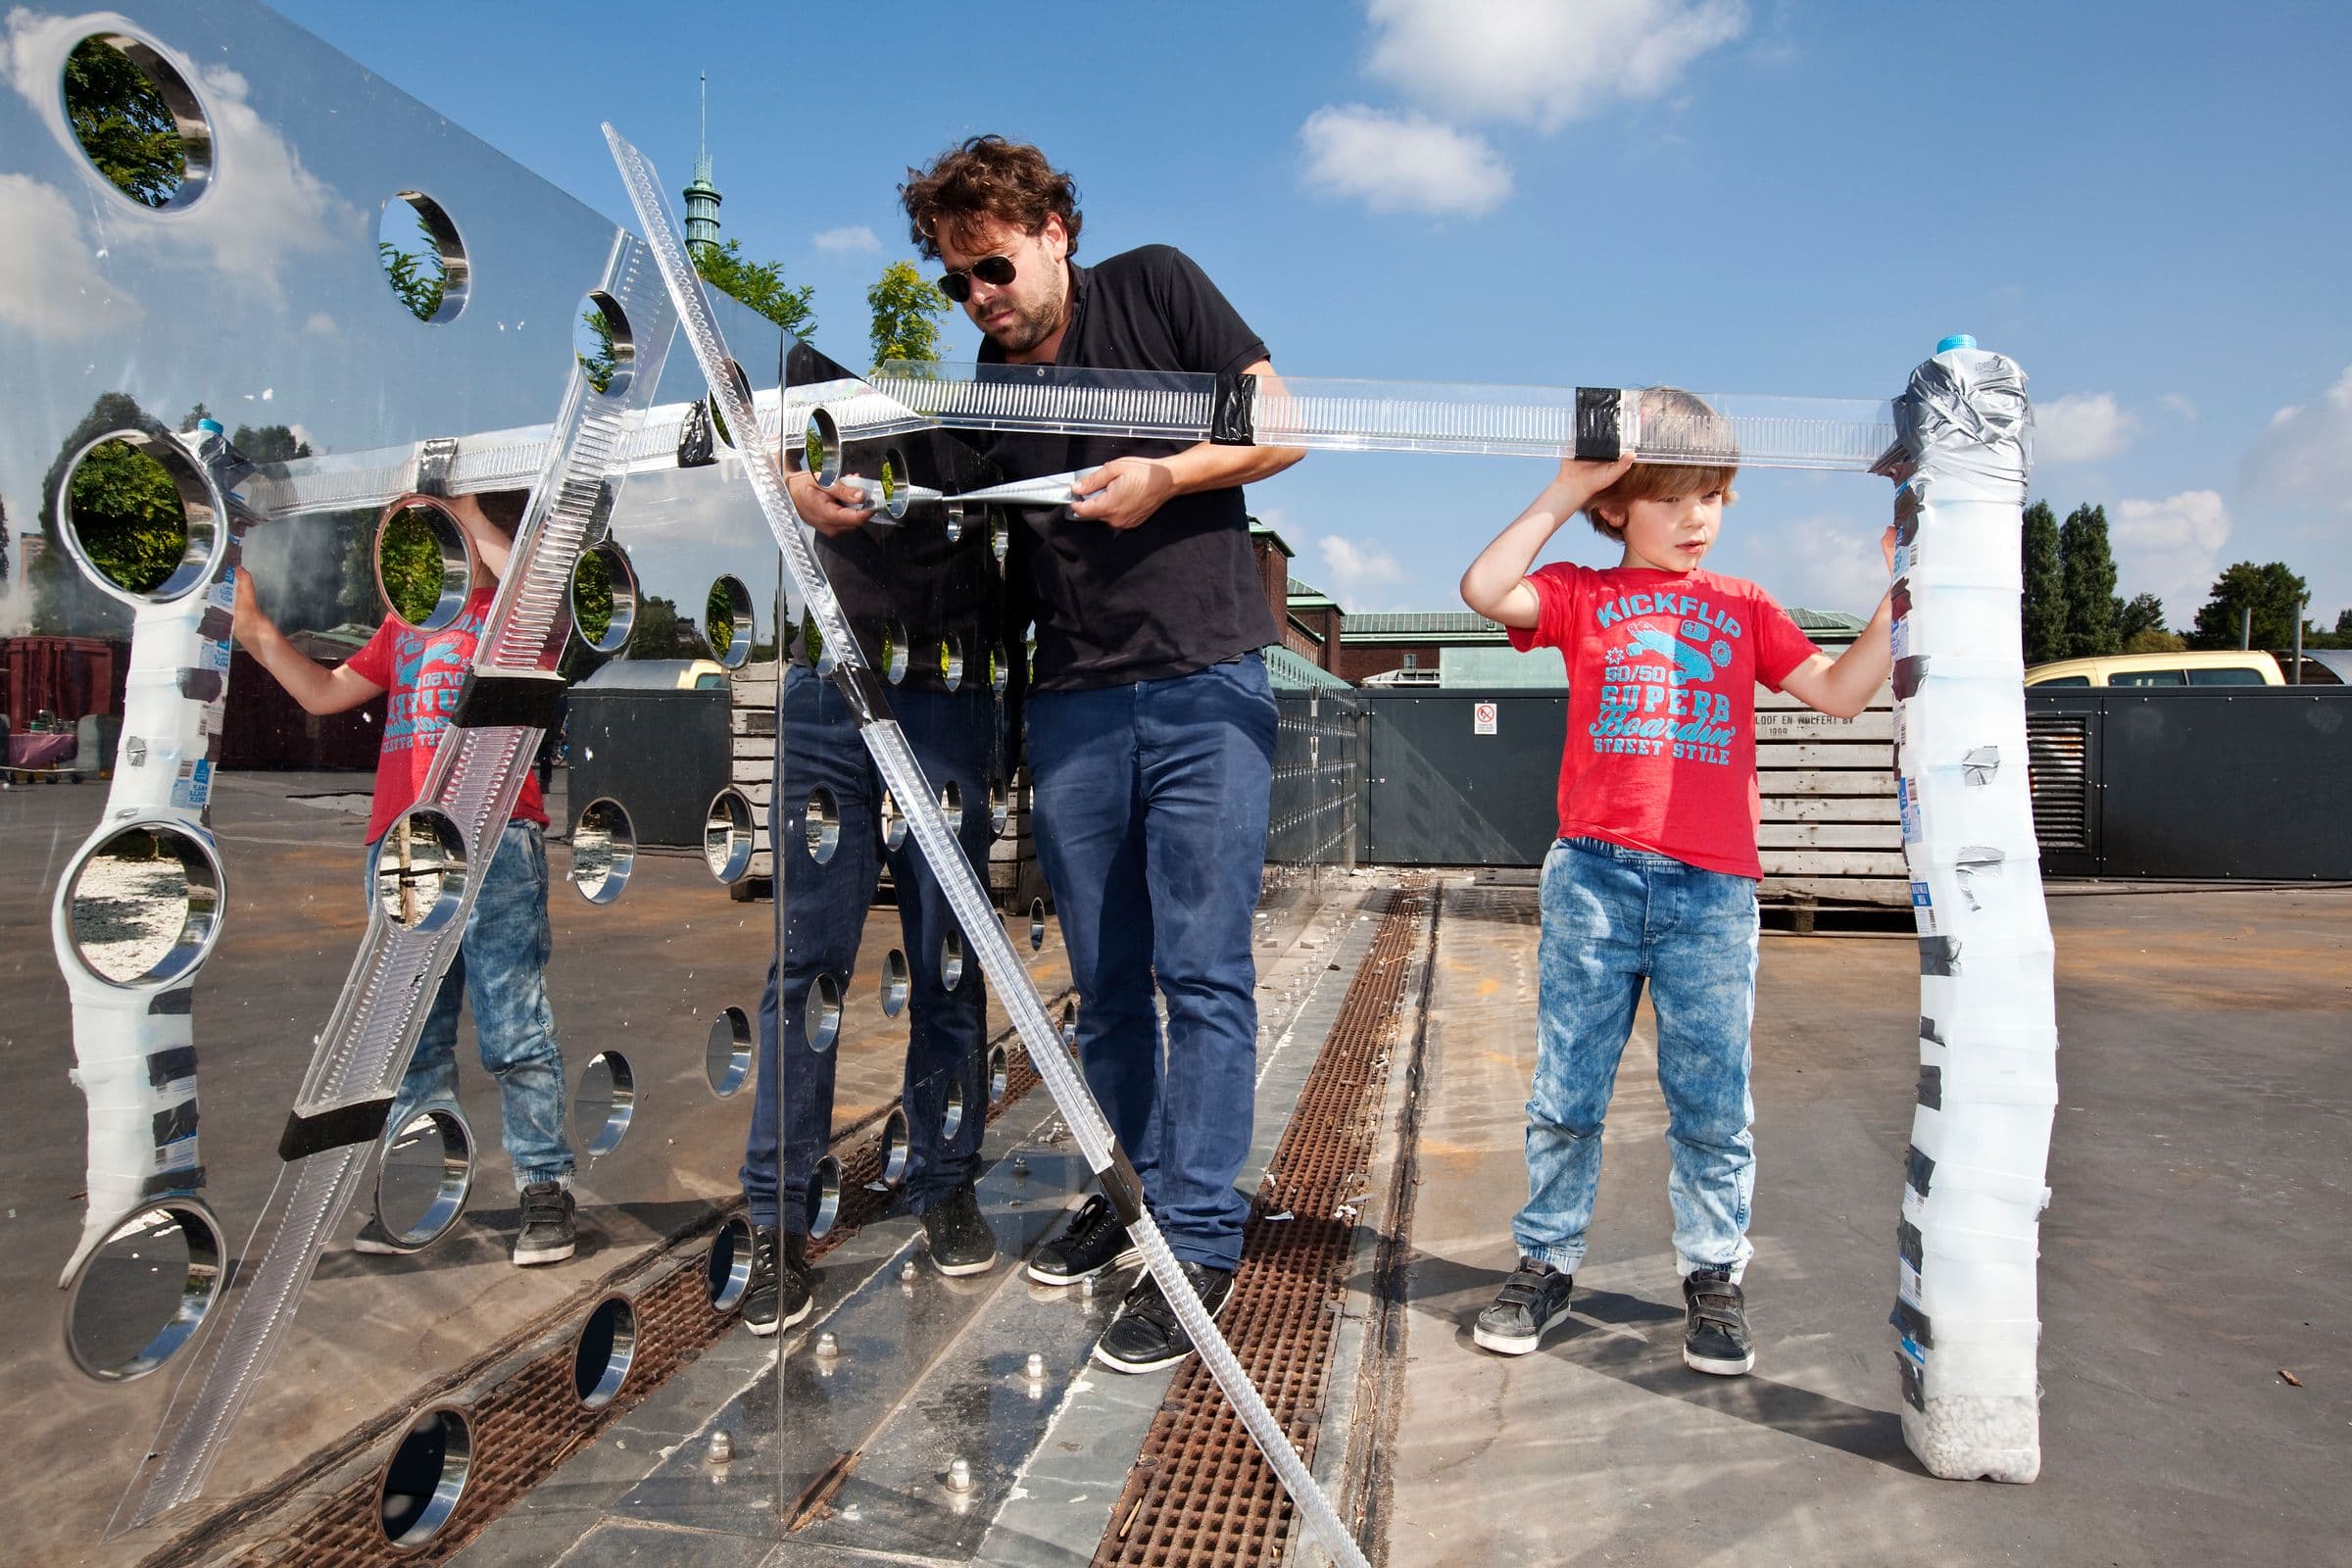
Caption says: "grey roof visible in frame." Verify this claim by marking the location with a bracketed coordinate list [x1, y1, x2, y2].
[1341, 611, 1507, 641]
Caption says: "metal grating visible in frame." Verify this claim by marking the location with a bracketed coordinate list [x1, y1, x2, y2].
[2026, 713, 2092, 854]
[1092, 884, 1426, 1568]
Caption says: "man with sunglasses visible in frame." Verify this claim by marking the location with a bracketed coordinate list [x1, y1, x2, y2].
[851, 134, 1302, 1374]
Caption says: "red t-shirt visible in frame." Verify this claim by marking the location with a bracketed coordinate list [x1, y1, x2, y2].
[342, 585, 547, 844]
[1509, 564, 1820, 879]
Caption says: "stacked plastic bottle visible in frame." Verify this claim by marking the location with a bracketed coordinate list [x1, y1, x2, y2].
[1886, 341, 2054, 1483]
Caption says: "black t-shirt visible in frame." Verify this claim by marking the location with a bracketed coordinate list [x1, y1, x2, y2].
[979, 246, 1282, 690]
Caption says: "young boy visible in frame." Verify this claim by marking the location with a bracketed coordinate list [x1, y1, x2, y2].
[232, 489, 579, 1267]
[1457, 389, 1891, 1374]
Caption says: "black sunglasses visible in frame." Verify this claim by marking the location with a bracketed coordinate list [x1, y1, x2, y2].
[937, 253, 1016, 303]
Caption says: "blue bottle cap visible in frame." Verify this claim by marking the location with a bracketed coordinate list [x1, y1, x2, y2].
[196, 417, 224, 434]
[1935, 334, 1977, 355]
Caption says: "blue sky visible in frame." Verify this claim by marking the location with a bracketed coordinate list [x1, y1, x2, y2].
[273, 0, 2352, 629]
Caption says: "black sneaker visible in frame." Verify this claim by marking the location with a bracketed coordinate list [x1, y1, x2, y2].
[512, 1181, 576, 1266]
[920, 1183, 1000, 1277]
[1472, 1259, 1574, 1355]
[1683, 1267, 1754, 1375]
[1093, 1260, 1234, 1374]
[353, 1214, 406, 1255]
[1027, 1194, 1143, 1286]
[743, 1226, 812, 1337]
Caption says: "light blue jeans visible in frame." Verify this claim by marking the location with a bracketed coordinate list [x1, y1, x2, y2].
[385, 820, 575, 1191]
[1514, 836, 1759, 1281]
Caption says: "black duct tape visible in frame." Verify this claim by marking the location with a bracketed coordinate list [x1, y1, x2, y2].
[277, 1096, 395, 1162]
[151, 1100, 199, 1149]
[197, 606, 233, 643]
[676, 400, 716, 467]
[1575, 387, 1624, 462]
[452, 670, 566, 731]
[1890, 1296, 1934, 1349]
[1102, 1146, 1148, 1227]
[147, 1045, 198, 1089]
[1917, 1064, 1943, 1109]
[1897, 1351, 1927, 1411]
[1892, 656, 1930, 702]
[141, 1167, 207, 1198]
[1211, 371, 1258, 446]
[1919, 937, 1960, 977]
[1897, 1218, 1925, 1272]
[1906, 1145, 1936, 1198]
[1890, 580, 1913, 620]
[178, 668, 223, 704]
[149, 987, 195, 1016]
[1919, 1014, 1944, 1046]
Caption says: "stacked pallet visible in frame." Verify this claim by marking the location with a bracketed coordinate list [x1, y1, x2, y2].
[1756, 686, 1904, 906]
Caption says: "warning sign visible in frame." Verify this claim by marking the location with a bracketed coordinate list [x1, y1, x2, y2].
[1473, 701, 1497, 736]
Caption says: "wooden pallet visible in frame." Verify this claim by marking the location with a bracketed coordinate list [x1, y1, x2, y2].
[1756, 688, 1904, 906]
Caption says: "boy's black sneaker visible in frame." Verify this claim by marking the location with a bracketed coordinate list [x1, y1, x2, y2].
[1473, 1259, 1575, 1355]
[1682, 1266, 1754, 1375]
[742, 1226, 812, 1337]
[512, 1181, 576, 1266]
[920, 1183, 1000, 1277]
[1026, 1194, 1143, 1286]
[1093, 1260, 1234, 1374]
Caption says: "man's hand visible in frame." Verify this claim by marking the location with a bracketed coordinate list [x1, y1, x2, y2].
[786, 467, 878, 537]
[1067, 457, 1177, 531]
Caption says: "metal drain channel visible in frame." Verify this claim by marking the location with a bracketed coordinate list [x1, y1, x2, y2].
[144, 1029, 1056, 1568]
[1093, 882, 1427, 1568]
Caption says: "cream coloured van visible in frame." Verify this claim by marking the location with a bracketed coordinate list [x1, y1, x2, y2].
[2025, 650, 2282, 688]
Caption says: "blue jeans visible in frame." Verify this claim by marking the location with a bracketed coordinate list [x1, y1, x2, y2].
[741, 670, 998, 1232]
[1515, 836, 1760, 1280]
[387, 820, 575, 1191]
[1026, 655, 1277, 1272]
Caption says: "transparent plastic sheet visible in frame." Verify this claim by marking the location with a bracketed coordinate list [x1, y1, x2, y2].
[604, 125, 1371, 1568]
[866, 362, 1902, 471]
[114, 228, 682, 1533]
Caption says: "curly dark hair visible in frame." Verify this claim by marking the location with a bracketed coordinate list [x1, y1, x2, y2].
[901, 135, 1082, 261]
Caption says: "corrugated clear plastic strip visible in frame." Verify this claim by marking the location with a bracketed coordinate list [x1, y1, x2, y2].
[604, 123, 1370, 1568]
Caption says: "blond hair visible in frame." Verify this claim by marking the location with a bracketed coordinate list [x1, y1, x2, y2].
[1584, 387, 1739, 542]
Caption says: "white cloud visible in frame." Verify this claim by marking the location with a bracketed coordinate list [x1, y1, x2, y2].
[2112, 490, 2233, 622]
[0, 173, 141, 339]
[2159, 393, 2199, 423]
[812, 224, 879, 255]
[1315, 531, 1408, 609]
[2034, 392, 2137, 464]
[1299, 105, 1511, 219]
[1365, 0, 1748, 130]
[2240, 364, 2352, 515]
[1768, 516, 1890, 618]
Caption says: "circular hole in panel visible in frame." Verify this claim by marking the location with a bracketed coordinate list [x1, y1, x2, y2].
[880, 949, 909, 1016]
[938, 636, 965, 692]
[704, 575, 753, 668]
[572, 1295, 637, 1409]
[706, 1006, 753, 1098]
[570, 541, 636, 655]
[989, 642, 1009, 697]
[375, 498, 473, 631]
[573, 290, 634, 396]
[377, 192, 468, 324]
[878, 447, 910, 520]
[940, 1081, 966, 1144]
[1028, 899, 1047, 953]
[572, 1051, 636, 1157]
[804, 973, 843, 1053]
[880, 619, 909, 684]
[62, 33, 212, 212]
[704, 787, 756, 883]
[803, 787, 840, 864]
[988, 776, 1009, 839]
[878, 1104, 911, 1187]
[880, 790, 907, 851]
[1059, 1000, 1079, 1053]
[377, 1406, 472, 1548]
[372, 1106, 474, 1251]
[66, 821, 224, 988]
[61, 1200, 223, 1382]
[58, 423, 216, 603]
[943, 503, 965, 546]
[707, 358, 754, 449]
[806, 1155, 844, 1239]
[370, 808, 468, 931]
[798, 408, 840, 486]
[706, 1214, 754, 1311]
[988, 1043, 1009, 1105]
[940, 930, 965, 993]
[568, 797, 635, 905]
[939, 780, 962, 835]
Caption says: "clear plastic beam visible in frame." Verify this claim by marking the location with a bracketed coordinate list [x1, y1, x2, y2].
[603, 124, 1373, 1568]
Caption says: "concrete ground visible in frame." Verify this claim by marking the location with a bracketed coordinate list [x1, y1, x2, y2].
[1383, 877, 2352, 1567]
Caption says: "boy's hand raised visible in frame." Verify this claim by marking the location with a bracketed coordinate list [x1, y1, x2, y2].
[1550, 453, 1634, 507]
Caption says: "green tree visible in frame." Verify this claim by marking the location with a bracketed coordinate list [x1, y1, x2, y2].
[2189, 562, 2308, 649]
[2057, 504, 2121, 658]
[378, 224, 448, 322]
[695, 237, 816, 339]
[2020, 501, 2066, 662]
[2117, 592, 2183, 653]
[63, 37, 185, 207]
[867, 261, 949, 369]
[578, 301, 618, 394]
[230, 422, 313, 466]
[32, 393, 158, 634]
[68, 439, 184, 594]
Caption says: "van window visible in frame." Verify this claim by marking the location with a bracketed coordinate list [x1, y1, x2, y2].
[2110, 668, 2185, 687]
[2186, 665, 2266, 686]
[2035, 674, 2091, 687]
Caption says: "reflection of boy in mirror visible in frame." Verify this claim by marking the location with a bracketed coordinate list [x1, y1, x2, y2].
[740, 343, 1004, 1338]
[230, 489, 579, 1266]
